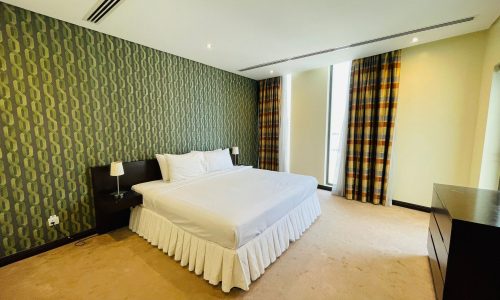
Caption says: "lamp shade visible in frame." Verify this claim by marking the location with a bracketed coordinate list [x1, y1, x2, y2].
[231, 146, 239, 155]
[110, 161, 124, 176]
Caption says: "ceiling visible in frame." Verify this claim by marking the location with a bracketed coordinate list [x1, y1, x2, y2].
[4, 0, 500, 80]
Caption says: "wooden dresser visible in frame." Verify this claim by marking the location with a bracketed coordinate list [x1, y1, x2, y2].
[428, 184, 500, 300]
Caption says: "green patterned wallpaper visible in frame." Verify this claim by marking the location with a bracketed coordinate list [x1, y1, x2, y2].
[0, 3, 258, 258]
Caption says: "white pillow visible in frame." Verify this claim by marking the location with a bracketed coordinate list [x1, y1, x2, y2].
[165, 152, 206, 182]
[191, 149, 221, 172]
[155, 154, 170, 182]
[202, 148, 234, 172]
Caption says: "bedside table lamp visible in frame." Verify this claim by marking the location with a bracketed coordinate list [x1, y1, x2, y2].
[232, 146, 239, 165]
[110, 161, 125, 198]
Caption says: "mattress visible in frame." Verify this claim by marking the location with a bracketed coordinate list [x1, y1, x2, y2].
[132, 166, 318, 249]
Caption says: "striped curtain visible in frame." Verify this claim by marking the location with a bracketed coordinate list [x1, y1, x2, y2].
[258, 77, 281, 171]
[345, 50, 401, 205]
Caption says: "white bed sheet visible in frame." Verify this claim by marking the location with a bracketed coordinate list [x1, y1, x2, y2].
[132, 166, 317, 249]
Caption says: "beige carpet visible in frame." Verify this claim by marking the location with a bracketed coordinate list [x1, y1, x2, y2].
[0, 190, 435, 300]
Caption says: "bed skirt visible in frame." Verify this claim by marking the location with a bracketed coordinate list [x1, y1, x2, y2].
[129, 192, 321, 292]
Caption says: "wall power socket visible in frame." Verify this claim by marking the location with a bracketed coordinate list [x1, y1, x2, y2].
[48, 215, 60, 227]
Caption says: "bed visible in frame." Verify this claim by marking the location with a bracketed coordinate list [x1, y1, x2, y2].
[128, 165, 321, 292]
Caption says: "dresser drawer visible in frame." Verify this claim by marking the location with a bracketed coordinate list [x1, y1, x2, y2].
[432, 190, 452, 252]
[428, 231, 444, 300]
[429, 211, 445, 250]
[429, 212, 448, 279]
[430, 184, 500, 300]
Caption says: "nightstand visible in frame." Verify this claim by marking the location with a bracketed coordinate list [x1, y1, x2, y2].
[94, 190, 142, 234]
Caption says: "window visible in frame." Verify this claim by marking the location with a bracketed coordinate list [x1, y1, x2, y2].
[279, 74, 292, 172]
[326, 61, 351, 188]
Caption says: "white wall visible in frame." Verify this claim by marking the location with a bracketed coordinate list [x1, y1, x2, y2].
[479, 69, 500, 189]
[290, 68, 329, 184]
[472, 19, 500, 189]
[287, 22, 499, 205]
[391, 32, 487, 207]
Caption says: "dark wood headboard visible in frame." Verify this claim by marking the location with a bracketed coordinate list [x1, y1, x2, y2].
[90, 153, 237, 199]
[90, 159, 162, 198]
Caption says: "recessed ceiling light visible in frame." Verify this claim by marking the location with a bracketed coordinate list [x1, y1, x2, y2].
[270, 70, 274, 74]
[411, 37, 419, 43]
[206, 43, 212, 49]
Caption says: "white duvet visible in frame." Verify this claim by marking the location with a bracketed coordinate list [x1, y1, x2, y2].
[132, 166, 317, 249]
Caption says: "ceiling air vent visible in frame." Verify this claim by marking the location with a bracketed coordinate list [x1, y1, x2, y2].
[86, 0, 123, 23]
[239, 16, 474, 72]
